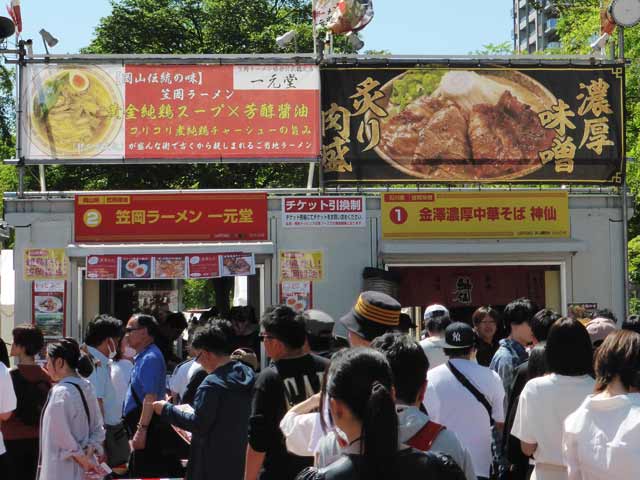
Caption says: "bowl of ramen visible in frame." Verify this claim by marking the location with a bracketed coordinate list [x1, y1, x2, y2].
[133, 264, 149, 278]
[125, 259, 139, 272]
[367, 69, 558, 181]
[29, 65, 123, 157]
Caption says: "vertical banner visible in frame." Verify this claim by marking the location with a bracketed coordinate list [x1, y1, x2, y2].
[24, 248, 68, 280]
[280, 281, 313, 312]
[32, 280, 66, 338]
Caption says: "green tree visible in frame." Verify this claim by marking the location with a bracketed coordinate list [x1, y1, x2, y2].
[470, 41, 514, 55]
[40, 0, 350, 192]
[556, 2, 640, 312]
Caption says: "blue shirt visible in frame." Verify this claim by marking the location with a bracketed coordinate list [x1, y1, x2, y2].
[489, 338, 528, 405]
[123, 343, 166, 416]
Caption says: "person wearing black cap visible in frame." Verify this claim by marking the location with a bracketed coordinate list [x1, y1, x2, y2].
[303, 310, 335, 359]
[424, 322, 505, 480]
[338, 291, 403, 347]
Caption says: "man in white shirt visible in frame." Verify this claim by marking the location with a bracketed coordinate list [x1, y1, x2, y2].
[0, 361, 17, 469]
[85, 314, 125, 466]
[424, 322, 505, 480]
[420, 304, 452, 370]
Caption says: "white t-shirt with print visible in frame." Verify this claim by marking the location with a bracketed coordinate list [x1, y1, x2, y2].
[0, 362, 17, 455]
[511, 373, 595, 469]
[563, 393, 640, 480]
[424, 358, 505, 478]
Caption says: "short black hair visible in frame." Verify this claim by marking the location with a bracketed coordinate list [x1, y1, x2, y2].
[503, 298, 538, 331]
[12, 324, 44, 356]
[132, 313, 160, 339]
[530, 309, 560, 343]
[545, 317, 593, 376]
[370, 333, 428, 405]
[527, 342, 548, 379]
[261, 305, 306, 349]
[592, 308, 617, 324]
[165, 312, 188, 331]
[191, 319, 234, 356]
[85, 314, 123, 347]
[622, 314, 640, 335]
[444, 346, 473, 358]
[425, 315, 451, 334]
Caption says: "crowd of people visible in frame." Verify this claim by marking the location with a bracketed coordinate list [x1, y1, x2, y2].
[0, 293, 639, 480]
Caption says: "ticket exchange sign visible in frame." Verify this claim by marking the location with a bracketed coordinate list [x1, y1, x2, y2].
[75, 193, 268, 242]
[21, 62, 320, 164]
[382, 191, 570, 239]
[282, 196, 366, 227]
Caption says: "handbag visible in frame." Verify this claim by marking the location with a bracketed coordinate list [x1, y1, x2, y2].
[447, 361, 509, 480]
[105, 422, 131, 468]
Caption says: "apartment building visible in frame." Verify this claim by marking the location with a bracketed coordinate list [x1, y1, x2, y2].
[512, 0, 561, 53]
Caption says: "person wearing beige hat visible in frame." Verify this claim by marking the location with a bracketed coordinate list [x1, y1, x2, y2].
[586, 317, 618, 349]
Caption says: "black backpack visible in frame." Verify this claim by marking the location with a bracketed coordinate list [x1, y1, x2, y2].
[10, 368, 50, 426]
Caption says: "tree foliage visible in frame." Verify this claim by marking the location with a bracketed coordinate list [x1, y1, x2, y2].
[556, 2, 640, 308]
[39, 0, 348, 192]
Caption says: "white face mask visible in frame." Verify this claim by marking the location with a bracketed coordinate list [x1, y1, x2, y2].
[124, 346, 137, 359]
[107, 339, 117, 360]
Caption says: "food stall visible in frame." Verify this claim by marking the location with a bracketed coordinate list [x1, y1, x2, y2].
[2, 54, 633, 339]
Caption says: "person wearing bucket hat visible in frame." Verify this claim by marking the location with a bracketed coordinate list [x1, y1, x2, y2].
[339, 291, 402, 346]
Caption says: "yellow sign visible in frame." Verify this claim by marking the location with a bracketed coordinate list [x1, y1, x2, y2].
[24, 248, 69, 281]
[279, 250, 324, 282]
[382, 191, 570, 239]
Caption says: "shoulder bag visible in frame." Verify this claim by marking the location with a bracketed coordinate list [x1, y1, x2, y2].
[446, 361, 508, 480]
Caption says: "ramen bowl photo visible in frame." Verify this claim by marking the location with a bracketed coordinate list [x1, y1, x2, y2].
[28, 65, 123, 157]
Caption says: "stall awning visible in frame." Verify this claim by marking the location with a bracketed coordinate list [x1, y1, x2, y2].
[66, 242, 275, 257]
[381, 238, 586, 259]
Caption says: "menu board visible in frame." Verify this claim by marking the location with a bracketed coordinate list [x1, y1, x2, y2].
[86, 252, 254, 280]
[32, 280, 65, 338]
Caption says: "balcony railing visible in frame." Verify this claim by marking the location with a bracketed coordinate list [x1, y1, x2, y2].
[546, 41, 561, 49]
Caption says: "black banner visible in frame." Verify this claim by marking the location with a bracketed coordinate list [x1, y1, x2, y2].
[321, 63, 625, 184]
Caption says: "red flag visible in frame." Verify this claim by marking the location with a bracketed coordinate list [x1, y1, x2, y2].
[10, 0, 21, 33]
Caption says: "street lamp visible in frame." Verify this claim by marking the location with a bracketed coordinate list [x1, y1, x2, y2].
[346, 32, 364, 51]
[39, 28, 58, 54]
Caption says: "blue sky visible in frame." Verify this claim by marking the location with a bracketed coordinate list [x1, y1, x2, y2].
[16, 0, 512, 55]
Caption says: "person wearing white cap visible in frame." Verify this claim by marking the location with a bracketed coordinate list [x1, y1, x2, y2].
[420, 304, 452, 371]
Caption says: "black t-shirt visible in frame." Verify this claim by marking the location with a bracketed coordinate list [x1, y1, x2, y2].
[476, 337, 499, 367]
[248, 353, 330, 480]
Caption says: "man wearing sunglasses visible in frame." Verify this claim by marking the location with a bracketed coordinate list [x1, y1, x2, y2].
[123, 313, 179, 478]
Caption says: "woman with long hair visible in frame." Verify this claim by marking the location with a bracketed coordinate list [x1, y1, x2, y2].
[296, 347, 464, 480]
[38, 338, 105, 480]
[563, 330, 640, 479]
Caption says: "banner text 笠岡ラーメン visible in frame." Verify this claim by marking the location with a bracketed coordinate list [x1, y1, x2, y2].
[320, 63, 625, 184]
[20, 63, 320, 163]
